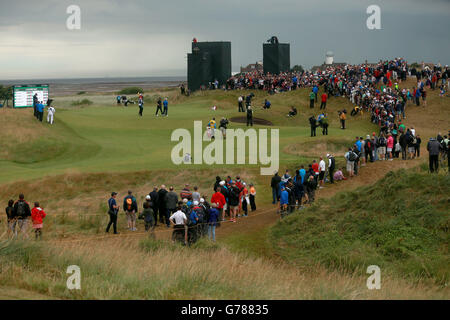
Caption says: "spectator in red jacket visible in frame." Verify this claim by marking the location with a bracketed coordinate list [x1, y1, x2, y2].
[312, 160, 319, 175]
[320, 93, 327, 109]
[211, 187, 226, 221]
[31, 202, 46, 240]
[235, 176, 243, 192]
[431, 74, 437, 90]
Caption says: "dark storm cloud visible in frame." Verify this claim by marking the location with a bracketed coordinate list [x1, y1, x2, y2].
[0, 0, 449, 79]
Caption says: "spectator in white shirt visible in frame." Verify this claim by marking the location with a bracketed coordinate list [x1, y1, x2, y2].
[169, 208, 187, 225]
[318, 157, 326, 188]
[169, 205, 187, 244]
[238, 96, 244, 112]
[47, 106, 55, 124]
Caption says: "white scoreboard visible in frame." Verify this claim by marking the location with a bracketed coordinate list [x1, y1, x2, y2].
[13, 84, 49, 108]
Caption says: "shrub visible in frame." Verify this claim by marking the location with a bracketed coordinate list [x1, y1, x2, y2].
[118, 87, 144, 95]
[189, 237, 221, 251]
[71, 99, 93, 106]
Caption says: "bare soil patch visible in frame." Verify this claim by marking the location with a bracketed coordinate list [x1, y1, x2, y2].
[230, 116, 273, 126]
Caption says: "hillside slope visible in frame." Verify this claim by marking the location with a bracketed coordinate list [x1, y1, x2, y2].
[270, 168, 450, 285]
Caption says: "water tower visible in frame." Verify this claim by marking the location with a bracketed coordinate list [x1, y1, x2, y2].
[325, 51, 334, 65]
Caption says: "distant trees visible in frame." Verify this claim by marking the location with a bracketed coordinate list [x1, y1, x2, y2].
[291, 65, 304, 73]
[71, 99, 93, 106]
[410, 62, 420, 69]
[118, 87, 144, 95]
[0, 85, 13, 107]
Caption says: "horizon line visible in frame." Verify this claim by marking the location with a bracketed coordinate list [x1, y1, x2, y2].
[0, 75, 189, 82]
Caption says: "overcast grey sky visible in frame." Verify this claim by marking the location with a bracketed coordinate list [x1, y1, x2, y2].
[0, 0, 449, 79]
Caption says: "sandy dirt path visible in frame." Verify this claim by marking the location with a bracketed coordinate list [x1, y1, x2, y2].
[215, 157, 424, 239]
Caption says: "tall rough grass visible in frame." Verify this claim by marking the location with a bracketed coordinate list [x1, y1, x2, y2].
[0, 238, 447, 300]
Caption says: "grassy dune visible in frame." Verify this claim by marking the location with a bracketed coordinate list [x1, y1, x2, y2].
[270, 168, 450, 286]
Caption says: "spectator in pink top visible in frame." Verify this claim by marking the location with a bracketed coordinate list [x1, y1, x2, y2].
[387, 133, 394, 161]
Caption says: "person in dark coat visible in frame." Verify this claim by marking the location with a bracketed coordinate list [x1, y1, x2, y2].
[270, 172, 281, 204]
[149, 187, 159, 226]
[165, 186, 179, 228]
[293, 171, 305, 207]
[247, 106, 253, 126]
[139, 201, 155, 233]
[309, 115, 317, 137]
[33, 93, 39, 118]
[13, 194, 32, 239]
[399, 132, 408, 160]
[427, 137, 442, 173]
[158, 185, 168, 225]
[213, 176, 221, 192]
[155, 97, 163, 116]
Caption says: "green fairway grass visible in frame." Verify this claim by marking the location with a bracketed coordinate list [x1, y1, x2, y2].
[0, 87, 374, 183]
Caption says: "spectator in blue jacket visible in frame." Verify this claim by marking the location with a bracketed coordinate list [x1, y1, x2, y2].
[292, 76, 298, 89]
[313, 85, 319, 102]
[299, 165, 306, 184]
[36, 102, 45, 122]
[163, 98, 169, 116]
[279, 187, 289, 213]
[188, 202, 199, 243]
[207, 203, 220, 241]
[415, 88, 421, 106]
[355, 136, 362, 152]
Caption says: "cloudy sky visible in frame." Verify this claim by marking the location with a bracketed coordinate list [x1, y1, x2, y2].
[0, 0, 449, 79]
